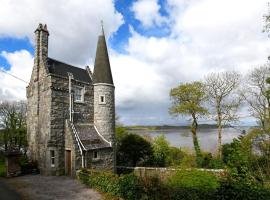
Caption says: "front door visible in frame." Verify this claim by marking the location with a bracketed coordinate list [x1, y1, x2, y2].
[66, 150, 71, 176]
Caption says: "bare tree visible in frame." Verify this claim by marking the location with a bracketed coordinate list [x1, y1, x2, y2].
[0, 101, 27, 151]
[205, 71, 241, 157]
[242, 65, 270, 133]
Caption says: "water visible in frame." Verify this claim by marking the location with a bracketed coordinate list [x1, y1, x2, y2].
[130, 127, 251, 153]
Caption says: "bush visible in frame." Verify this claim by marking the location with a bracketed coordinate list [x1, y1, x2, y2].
[118, 174, 144, 200]
[79, 169, 119, 196]
[167, 169, 220, 190]
[216, 178, 270, 200]
[78, 169, 270, 200]
[78, 169, 145, 199]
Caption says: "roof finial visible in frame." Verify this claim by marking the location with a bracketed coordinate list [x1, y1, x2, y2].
[101, 20, 104, 36]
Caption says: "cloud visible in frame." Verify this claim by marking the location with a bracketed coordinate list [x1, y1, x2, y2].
[113, 0, 270, 125]
[0, 50, 33, 101]
[0, 0, 123, 66]
[1, 0, 270, 125]
[131, 0, 168, 28]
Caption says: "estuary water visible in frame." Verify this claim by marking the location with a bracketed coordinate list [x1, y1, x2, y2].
[130, 127, 252, 153]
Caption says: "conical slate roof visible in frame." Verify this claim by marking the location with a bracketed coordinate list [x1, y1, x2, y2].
[93, 31, 114, 85]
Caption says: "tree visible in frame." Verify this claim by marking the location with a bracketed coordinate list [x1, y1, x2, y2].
[169, 81, 208, 165]
[152, 134, 170, 167]
[0, 101, 27, 152]
[205, 71, 241, 158]
[117, 133, 153, 167]
[242, 66, 270, 133]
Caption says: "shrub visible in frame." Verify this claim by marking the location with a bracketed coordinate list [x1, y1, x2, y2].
[118, 173, 144, 200]
[117, 133, 154, 167]
[216, 178, 270, 200]
[168, 169, 220, 190]
[78, 169, 145, 199]
[167, 147, 184, 167]
[152, 135, 170, 167]
[79, 170, 119, 196]
[167, 169, 219, 200]
[143, 176, 170, 200]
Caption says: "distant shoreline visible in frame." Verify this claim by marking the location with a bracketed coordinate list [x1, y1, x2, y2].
[125, 124, 256, 131]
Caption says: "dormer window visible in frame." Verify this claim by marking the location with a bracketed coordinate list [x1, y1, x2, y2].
[99, 95, 106, 104]
[74, 86, 84, 102]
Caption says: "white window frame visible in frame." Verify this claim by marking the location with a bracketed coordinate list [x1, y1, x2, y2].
[74, 86, 84, 103]
[50, 150, 55, 167]
[93, 151, 99, 160]
[99, 95, 106, 104]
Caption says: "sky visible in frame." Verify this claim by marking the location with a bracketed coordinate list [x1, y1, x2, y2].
[0, 0, 270, 126]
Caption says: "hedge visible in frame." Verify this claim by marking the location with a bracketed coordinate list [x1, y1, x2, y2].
[78, 169, 270, 200]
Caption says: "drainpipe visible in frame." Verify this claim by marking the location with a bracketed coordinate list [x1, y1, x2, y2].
[68, 73, 73, 122]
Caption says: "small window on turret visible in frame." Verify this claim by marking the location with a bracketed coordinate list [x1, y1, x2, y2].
[99, 95, 106, 104]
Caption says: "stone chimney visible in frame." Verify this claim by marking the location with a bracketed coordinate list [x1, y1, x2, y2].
[32, 23, 49, 81]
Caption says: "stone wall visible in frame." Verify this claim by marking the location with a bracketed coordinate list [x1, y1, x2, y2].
[93, 84, 115, 143]
[65, 121, 82, 177]
[85, 148, 114, 171]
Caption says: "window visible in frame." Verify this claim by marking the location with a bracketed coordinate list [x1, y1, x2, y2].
[99, 95, 106, 104]
[74, 86, 84, 102]
[93, 151, 99, 159]
[50, 150, 55, 167]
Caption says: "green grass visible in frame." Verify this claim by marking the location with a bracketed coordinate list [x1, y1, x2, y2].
[0, 160, 6, 177]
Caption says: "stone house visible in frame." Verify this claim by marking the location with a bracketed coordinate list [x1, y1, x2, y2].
[26, 24, 115, 176]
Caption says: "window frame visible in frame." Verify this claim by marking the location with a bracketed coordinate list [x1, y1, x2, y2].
[93, 151, 99, 160]
[50, 150, 55, 167]
[99, 95, 106, 104]
[74, 86, 84, 103]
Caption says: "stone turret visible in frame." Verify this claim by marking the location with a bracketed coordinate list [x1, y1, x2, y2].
[93, 26, 115, 153]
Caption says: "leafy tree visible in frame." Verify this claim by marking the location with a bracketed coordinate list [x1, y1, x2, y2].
[117, 133, 153, 167]
[0, 101, 27, 152]
[205, 71, 241, 158]
[169, 81, 208, 165]
[168, 146, 184, 166]
[152, 135, 170, 167]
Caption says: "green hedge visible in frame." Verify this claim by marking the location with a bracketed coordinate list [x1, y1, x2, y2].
[78, 169, 144, 200]
[78, 169, 270, 200]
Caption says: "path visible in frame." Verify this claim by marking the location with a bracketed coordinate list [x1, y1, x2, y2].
[0, 179, 21, 200]
[1, 175, 102, 200]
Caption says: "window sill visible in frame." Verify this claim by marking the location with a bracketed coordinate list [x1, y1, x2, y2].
[74, 101, 85, 104]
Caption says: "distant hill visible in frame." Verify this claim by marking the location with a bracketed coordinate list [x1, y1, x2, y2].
[125, 124, 230, 131]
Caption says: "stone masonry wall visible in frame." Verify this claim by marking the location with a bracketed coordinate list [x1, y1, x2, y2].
[93, 85, 115, 143]
[48, 75, 94, 175]
[65, 121, 82, 177]
[85, 148, 114, 171]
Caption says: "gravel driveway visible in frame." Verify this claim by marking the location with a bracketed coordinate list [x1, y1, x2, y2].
[2, 175, 102, 200]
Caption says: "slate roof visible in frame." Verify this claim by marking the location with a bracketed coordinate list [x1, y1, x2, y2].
[46, 57, 92, 83]
[74, 124, 111, 150]
[92, 34, 114, 85]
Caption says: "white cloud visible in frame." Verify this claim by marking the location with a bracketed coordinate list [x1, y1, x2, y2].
[0, 50, 33, 101]
[113, 0, 270, 125]
[131, 0, 168, 28]
[1, 0, 270, 125]
[0, 0, 123, 66]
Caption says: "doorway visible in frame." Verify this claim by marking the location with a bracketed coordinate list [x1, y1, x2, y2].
[66, 150, 71, 176]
